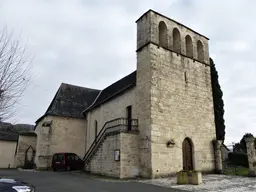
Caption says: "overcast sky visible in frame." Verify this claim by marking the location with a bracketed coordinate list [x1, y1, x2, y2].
[0, 0, 255, 145]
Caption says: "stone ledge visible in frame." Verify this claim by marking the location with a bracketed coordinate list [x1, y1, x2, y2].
[35, 167, 52, 171]
[120, 130, 140, 134]
[177, 171, 202, 185]
[248, 170, 256, 177]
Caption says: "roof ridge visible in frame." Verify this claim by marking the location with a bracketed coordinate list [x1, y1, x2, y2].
[83, 70, 136, 113]
[61, 82, 101, 91]
[82, 90, 103, 114]
[35, 82, 101, 124]
[98, 71, 136, 91]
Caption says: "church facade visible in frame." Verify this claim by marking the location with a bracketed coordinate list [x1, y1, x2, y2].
[32, 9, 218, 179]
[83, 10, 217, 178]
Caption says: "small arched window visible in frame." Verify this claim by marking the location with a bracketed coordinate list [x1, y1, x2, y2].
[94, 120, 98, 139]
[197, 40, 204, 62]
[173, 28, 181, 53]
[158, 21, 168, 48]
[185, 35, 193, 58]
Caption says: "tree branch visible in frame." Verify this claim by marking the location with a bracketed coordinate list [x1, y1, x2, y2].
[0, 27, 32, 121]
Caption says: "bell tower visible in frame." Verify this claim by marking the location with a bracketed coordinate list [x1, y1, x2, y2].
[135, 9, 216, 178]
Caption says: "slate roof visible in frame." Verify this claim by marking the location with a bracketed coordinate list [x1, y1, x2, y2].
[0, 122, 12, 132]
[13, 124, 35, 132]
[0, 122, 34, 133]
[35, 83, 100, 124]
[83, 70, 136, 113]
[0, 132, 18, 142]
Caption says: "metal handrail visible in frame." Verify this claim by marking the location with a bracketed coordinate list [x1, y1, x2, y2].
[83, 117, 138, 162]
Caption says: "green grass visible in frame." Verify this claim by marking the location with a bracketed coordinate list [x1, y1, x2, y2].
[223, 166, 249, 177]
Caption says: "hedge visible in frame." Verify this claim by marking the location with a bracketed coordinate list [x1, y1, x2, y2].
[228, 152, 249, 167]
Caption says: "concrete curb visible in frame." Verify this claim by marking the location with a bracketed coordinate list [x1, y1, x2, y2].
[17, 168, 38, 172]
[68, 171, 133, 182]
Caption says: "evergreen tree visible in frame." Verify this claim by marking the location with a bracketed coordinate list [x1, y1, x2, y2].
[233, 133, 256, 153]
[210, 58, 226, 141]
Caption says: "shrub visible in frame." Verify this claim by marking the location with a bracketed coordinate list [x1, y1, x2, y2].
[228, 152, 248, 168]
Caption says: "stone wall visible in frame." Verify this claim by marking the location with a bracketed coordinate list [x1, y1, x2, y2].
[15, 134, 37, 168]
[120, 132, 140, 178]
[245, 137, 256, 176]
[136, 10, 210, 64]
[34, 115, 86, 169]
[34, 116, 52, 169]
[86, 134, 121, 177]
[221, 145, 229, 161]
[136, 43, 153, 178]
[149, 45, 216, 176]
[86, 132, 139, 178]
[136, 10, 216, 178]
[0, 140, 17, 168]
[86, 88, 137, 152]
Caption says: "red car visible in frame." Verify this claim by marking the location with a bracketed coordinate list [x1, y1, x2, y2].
[52, 152, 85, 171]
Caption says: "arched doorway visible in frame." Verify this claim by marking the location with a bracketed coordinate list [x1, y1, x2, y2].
[24, 145, 36, 169]
[182, 138, 193, 171]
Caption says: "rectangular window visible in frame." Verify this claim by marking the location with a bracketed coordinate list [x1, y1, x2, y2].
[53, 155, 57, 161]
[126, 105, 132, 131]
[94, 120, 98, 140]
[67, 154, 75, 160]
[57, 154, 64, 161]
[75, 155, 80, 161]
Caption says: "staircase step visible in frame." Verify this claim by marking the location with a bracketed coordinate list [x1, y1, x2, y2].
[83, 126, 120, 164]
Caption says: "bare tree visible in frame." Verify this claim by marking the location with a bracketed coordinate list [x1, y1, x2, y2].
[0, 27, 32, 121]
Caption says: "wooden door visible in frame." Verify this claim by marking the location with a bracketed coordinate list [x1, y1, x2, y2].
[182, 138, 193, 171]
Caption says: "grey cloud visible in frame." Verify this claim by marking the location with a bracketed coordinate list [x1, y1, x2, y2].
[1, 0, 255, 145]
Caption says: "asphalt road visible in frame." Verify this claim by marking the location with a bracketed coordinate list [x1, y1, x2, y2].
[0, 170, 186, 192]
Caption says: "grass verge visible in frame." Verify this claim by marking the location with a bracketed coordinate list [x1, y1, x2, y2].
[223, 166, 249, 177]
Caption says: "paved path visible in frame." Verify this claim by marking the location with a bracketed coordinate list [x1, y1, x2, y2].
[138, 174, 256, 192]
[0, 170, 185, 192]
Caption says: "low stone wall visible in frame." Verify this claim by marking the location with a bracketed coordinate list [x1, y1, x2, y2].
[86, 132, 139, 178]
[15, 133, 37, 168]
[221, 146, 229, 161]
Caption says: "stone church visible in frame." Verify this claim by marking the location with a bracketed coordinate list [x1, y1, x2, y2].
[32, 9, 220, 179]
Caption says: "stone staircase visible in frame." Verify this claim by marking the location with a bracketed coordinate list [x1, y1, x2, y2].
[83, 117, 138, 169]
